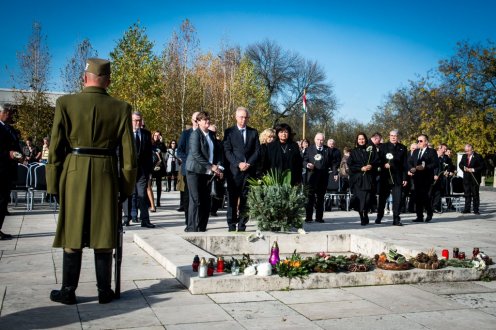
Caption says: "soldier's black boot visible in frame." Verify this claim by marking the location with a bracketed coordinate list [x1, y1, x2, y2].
[50, 251, 82, 305]
[95, 252, 115, 304]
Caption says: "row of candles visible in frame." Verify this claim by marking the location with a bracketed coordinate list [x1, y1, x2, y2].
[441, 247, 479, 260]
[192, 255, 227, 278]
[192, 242, 281, 278]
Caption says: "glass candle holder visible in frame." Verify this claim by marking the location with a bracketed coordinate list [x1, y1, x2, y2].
[441, 249, 449, 260]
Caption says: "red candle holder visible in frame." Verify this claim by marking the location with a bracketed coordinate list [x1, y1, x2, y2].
[441, 249, 449, 260]
[458, 252, 466, 260]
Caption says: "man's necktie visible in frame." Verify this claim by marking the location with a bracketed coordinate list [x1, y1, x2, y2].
[240, 128, 246, 144]
[135, 131, 141, 153]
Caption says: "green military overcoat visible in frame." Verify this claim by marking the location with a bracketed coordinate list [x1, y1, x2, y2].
[46, 87, 137, 250]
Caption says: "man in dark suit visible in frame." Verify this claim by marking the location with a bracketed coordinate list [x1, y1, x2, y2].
[326, 138, 342, 184]
[375, 130, 408, 226]
[459, 144, 484, 215]
[223, 107, 260, 231]
[176, 112, 200, 222]
[431, 143, 454, 213]
[0, 105, 22, 240]
[408, 134, 439, 223]
[186, 111, 223, 232]
[123, 111, 155, 228]
[304, 133, 331, 223]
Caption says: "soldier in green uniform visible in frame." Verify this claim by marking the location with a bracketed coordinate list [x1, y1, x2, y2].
[47, 58, 137, 305]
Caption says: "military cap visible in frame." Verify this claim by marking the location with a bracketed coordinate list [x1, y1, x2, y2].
[85, 58, 111, 76]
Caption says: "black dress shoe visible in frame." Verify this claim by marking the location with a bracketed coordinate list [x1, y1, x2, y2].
[412, 218, 424, 223]
[141, 221, 156, 228]
[237, 228, 246, 232]
[0, 231, 13, 240]
[305, 219, 313, 223]
[228, 228, 236, 232]
[392, 222, 403, 226]
[474, 211, 480, 215]
[375, 219, 382, 224]
[315, 219, 324, 223]
[210, 212, 218, 217]
[425, 215, 433, 222]
[461, 210, 471, 214]
[132, 218, 139, 223]
[123, 220, 131, 227]
[176, 207, 185, 212]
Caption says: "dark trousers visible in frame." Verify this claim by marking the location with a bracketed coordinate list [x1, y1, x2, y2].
[414, 181, 433, 220]
[186, 172, 211, 232]
[123, 173, 149, 223]
[378, 183, 402, 221]
[306, 183, 326, 221]
[0, 177, 12, 230]
[181, 175, 190, 225]
[226, 177, 249, 230]
[431, 178, 448, 211]
[463, 182, 480, 212]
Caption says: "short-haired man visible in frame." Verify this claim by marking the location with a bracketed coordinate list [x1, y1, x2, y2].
[176, 112, 200, 220]
[223, 107, 260, 231]
[47, 58, 137, 304]
[408, 134, 439, 222]
[375, 130, 408, 226]
[459, 144, 484, 215]
[123, 111, 155, 228]
[304, 133, 332, 223]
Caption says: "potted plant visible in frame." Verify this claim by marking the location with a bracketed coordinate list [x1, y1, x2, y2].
[247, 169, 306, 232]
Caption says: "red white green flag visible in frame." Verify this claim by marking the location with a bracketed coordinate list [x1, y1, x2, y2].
[302, 89, 307, 113]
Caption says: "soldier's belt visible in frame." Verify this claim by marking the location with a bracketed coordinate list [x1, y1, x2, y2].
[71, 147, 116, 156]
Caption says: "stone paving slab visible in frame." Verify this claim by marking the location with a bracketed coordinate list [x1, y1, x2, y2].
[447, 292, 496, 308]
[167, 321, 243, 330]
[208, 291, 276, 303]
[343, 285, 464, 313]
[237, 315, 322, 329]
[152, 303, 233, 325]
[269, 288, 362, 304]
[315, 314, 428, 330]
[289, 299, 392, 320]
[402, 309, 496, 330]
[412, 281, 496, 295]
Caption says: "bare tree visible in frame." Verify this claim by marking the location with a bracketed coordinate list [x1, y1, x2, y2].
[13, 21, 53, 143]
[61, 38, 97, 93]
[15, 22, 50, 92]
[246, 39, 337, 132]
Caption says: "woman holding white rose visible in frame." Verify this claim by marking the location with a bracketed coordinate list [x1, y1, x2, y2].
[347, 133, 380, 225]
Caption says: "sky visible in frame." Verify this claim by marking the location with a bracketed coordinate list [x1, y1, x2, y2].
[1, 0, 495, 123]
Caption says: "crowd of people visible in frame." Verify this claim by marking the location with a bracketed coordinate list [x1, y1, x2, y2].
[0, 57, 488, 306]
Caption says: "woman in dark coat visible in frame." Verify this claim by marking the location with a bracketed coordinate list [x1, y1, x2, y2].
[264, 123, 302, 186]
[347, 132, 380, 225]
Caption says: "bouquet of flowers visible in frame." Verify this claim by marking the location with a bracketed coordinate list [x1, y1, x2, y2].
[276, 250, 309, 282]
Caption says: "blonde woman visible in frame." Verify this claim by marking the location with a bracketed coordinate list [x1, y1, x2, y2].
[256, 128, 276, 177]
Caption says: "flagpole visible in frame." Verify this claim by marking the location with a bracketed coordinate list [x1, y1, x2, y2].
[303, 112, 306, 140]
[302, 89, 307, 140]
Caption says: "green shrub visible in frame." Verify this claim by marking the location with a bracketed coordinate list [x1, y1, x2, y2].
[247, 170, 306, 231]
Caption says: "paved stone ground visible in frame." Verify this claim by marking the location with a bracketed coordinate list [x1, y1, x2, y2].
[1, 190, 496, 329]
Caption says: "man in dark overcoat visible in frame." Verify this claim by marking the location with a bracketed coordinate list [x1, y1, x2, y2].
[375, 130, 408, 226]
[223, 107, 260, 231]
[459, 144, 485, 215]
[0, 105, 22, 240]
[408, 134, 439, 223]
[122, 111, 155, 228]
[304, 133, 332, 223]
[47, 58, 137, 305]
